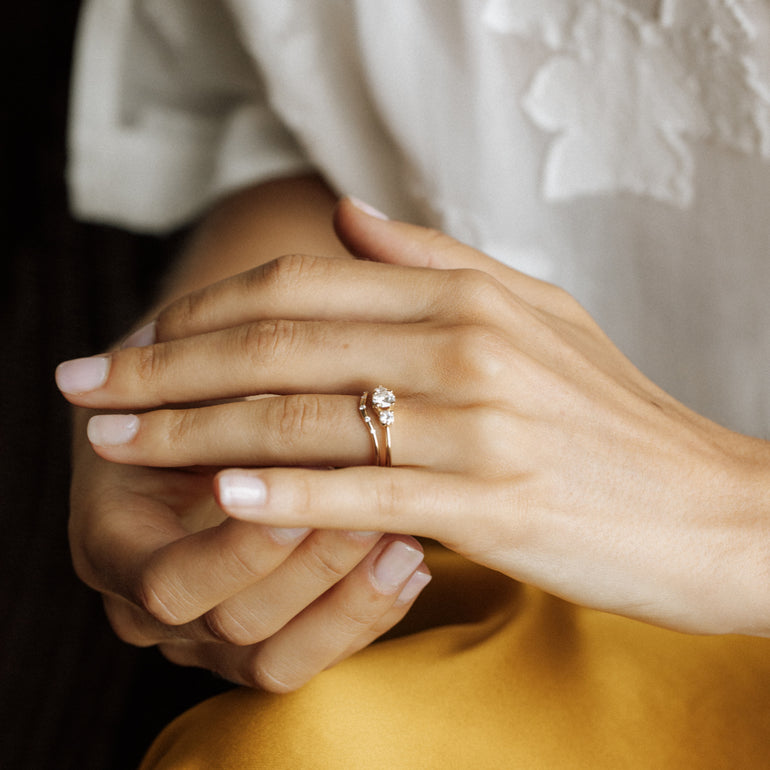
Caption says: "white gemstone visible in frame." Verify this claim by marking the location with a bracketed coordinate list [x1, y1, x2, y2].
[378, 410, 394, 426]
[372, 387, 395, 409]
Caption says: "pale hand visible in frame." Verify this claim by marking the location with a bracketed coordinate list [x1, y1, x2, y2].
[60, 199, 770, 637]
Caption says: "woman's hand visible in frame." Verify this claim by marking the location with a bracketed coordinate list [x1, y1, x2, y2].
[67, 414, 429, 691]
[58, 199, 770, 637]
[60, 180, 432, 692]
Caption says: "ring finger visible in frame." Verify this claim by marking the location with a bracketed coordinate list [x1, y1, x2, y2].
[85, 392, 468, 471]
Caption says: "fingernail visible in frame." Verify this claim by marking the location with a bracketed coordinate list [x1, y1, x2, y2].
[394, 570, 432, 606]
[121, 321, 156, 349]
[87, 414, 140, 446]
[269, 527, 310, 544]
[372, 541, 425, 593]
[55, 356, 110, 394]
[219, 472, 267, 513]
[348, 196, 389, 221]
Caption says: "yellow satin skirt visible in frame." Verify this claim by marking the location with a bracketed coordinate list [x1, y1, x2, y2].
[140, 546, 770, 769]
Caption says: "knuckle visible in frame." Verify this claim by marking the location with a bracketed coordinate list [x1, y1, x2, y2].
[133, 343, 165, 389]
[270, 395, 322, 447]
[331, 597, 382, 635]
[447, 324, 511, 388]
[441, 269, 510, 319]
[103, 596, 157, 647]
[242, 656, 298, 693]
[261, 253, 324, 292]
[68, 490, 129, 592]
[300, 540, 354, 585]
[136, 567, 187, 626]
[218, 525, 273, 584]
[68, 535, 101, 590]
[164, 408, 199, 452]
[203, 605, 257, 646]
[158, 290, 199, 338]
[240, 319, 300, 367]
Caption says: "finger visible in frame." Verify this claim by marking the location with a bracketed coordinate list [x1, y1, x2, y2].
[138, 517, 314, 626]
[159, 538, 431, 691]
[215, 466, 502, 554]
[117, 529, 384, 646]
[95, 511, 314, 647]
[84, 394, 468, 471]
[55, 319, 444, 409]
[203, 529, 386, 647]
[70, 467, 209, 598]
[334, 196, 566, 309]
[322, 564, 432, 670]
[151, 253, 445, 342]
[237, 538, 429, 692]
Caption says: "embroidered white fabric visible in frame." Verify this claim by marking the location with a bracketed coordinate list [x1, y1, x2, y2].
[68, 0, 770, 436]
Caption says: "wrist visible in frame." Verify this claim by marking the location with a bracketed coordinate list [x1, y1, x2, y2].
[702, 430, 770, 636]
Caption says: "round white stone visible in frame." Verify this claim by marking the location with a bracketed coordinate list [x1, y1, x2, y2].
[372, 387, 395, 408]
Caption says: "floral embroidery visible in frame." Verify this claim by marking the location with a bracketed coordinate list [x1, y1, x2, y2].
[482, 0, 580, 49]
[484, 0, 770, 206]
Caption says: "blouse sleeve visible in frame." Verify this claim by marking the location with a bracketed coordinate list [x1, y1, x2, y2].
[67, 0, 313, 233]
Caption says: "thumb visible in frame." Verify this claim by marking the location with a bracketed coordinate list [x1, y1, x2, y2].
[334, 197, 564, 304]
[334, 197, 491, 271]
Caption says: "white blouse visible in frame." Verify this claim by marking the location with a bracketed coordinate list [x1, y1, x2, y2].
[68, 0, 770, 437]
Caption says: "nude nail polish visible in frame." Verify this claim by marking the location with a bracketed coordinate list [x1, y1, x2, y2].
[121, 321, 156, 349]
[348, 196, 390, 220]
[87, 414, 139, 446]
[55, 356, 110, 394]
[269, 527, 311, 544]
[219, 473, 268, 512]
[372, 541, 425, 593]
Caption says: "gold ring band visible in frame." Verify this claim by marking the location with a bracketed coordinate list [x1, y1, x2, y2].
[358, 387, 396, 467]
[358, 392, 381, 465]
[371, 387, 395, 468]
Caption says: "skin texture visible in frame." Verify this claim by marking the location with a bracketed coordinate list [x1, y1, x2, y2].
[59, 198, 770, 643]
[63, 178, 431, 692]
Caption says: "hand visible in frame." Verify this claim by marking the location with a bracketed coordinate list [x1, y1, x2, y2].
[58, 199, 770, 637]
[62, 342, 430, 694]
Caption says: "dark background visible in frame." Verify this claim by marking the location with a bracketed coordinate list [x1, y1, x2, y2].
[4, 3, 228, 767]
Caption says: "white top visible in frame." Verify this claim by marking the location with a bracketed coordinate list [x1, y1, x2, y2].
[68, 0, 770, 437]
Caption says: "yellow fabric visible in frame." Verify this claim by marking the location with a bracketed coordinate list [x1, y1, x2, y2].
[140, 547, 770, 769]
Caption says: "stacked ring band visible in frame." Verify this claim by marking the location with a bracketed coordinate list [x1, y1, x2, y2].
[358, 387, 396, 466]
[358, 392, 381, 465]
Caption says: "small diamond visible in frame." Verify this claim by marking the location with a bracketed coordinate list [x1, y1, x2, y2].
[378, 409, 394, 426]
[372, 387, 395, 409]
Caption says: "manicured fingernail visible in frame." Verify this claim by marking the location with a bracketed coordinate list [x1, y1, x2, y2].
[121, 321, 156, 349]
[372, 541, 424, 593]
[87, 414, 139, 446]
[395, 570, 432, 606]
[269, 527, 310, 544]
[219, 472, 267, 513]
[55, 356, 110, 394]
[348, 196, 389, 220]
